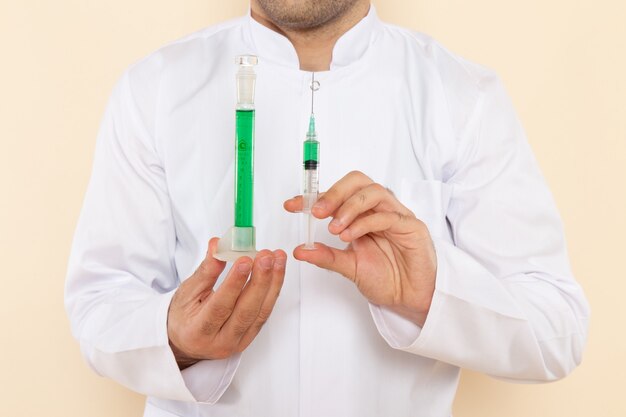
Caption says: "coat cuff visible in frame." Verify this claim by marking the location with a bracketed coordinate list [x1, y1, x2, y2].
[161, 292, 242, 404]
[368, 287, 445, 350]
[87, 289, 241, 404]
[368, 240, 447, 351]
[180, 354, 242, 404]
[368, 238, 537, 375]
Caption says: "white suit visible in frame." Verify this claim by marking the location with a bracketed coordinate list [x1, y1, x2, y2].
[65, 6, 589, 417]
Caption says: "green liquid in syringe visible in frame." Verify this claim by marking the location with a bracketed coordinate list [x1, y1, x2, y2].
[303, 140, 319, 169]
[234, 109, 255, 227]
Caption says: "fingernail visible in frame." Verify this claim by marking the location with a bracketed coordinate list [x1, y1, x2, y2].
[274, 257, 286, 269]
[260, 256, 274, 270]
[329, 218, 343, 228]
[238, 262, 252, 274]
[312, 200, 326, 212]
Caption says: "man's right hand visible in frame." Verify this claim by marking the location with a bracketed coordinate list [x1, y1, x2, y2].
[167, 238, 286, 369]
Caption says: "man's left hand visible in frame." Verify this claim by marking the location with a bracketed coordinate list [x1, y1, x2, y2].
[284, 171, 436, 327]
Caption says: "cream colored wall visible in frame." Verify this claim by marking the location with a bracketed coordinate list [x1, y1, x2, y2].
[0, 0, 623, 415]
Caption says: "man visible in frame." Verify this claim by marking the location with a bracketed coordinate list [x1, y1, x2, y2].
[65, 0, 590, 416]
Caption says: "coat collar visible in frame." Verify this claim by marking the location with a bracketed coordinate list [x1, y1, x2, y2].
[244, 4, 382, 71]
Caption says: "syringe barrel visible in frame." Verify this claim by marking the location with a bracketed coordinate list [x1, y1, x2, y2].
[302, 137, 320, 212]
[302, 170, 319, 212]
[303, 138, 319, 163]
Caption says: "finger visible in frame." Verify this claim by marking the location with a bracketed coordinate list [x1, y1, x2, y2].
[200, 256, 253, 336]
[338, 211, 418, 242]
[237, 250, 287, 350]
[219, 250, 276, 341]
[293, 243, 356, 281]
[185, 238, 227, 299]
[283, 192, 326, 213]
[328, 183, 407, 235]
[310, 171, 373, 219]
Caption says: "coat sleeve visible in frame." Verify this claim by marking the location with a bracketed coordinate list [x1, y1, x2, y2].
[64, 67, 240, 403]
[369, 73, 590, 382]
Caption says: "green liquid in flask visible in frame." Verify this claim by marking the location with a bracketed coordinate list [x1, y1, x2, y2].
[234, 109, 255, 227]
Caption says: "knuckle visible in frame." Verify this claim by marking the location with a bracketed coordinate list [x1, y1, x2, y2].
[200, 319, 219, 335]
[231, 322, 250, 337]
[237, 309, 259, 326]
[210, 304, 233, 322]
[347, 170, 373, 184]
[257, 306, 273, 323]
[393, 210, 414, 223]
[256, 249, 273, 258]
[343, 193, 365, 212]
[250, 321, 266, 337]
[273, 249, 287, 259]
[405, 209, 418, 221]
[370, 183, 386, 194]
[414, 216, 427, 228]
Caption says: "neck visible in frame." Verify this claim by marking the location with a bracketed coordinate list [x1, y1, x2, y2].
[250, 1, 370, 71]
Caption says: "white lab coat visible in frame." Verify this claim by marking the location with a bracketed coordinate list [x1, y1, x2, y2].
[65, 6, 589, 417]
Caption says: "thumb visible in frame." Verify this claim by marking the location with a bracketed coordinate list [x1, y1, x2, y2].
[186, 238, 227, 296]
[293, 243, 356, 281]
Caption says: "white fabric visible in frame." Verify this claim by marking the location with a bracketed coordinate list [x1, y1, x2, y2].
[65, 6, 589, 417]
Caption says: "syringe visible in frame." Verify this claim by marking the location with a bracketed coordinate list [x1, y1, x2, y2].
[302, 73, 320, 250]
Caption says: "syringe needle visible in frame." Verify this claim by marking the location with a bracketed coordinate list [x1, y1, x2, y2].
[311, 72, 315, 115]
